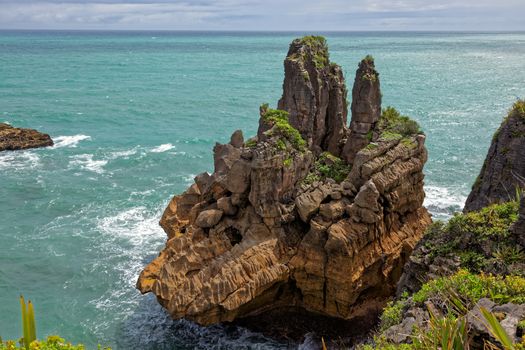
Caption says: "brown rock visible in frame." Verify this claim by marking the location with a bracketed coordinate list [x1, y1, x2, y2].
[230, 129, 244, 148]
[295, 185, 330, 222]
[276, 36, 348, 156]
[0, 123, 53, 151]
[343, 57, 381, 164]
[195, 209, 223, 228]
[217, 196, 237, 216]
[137, 37, 431, 330]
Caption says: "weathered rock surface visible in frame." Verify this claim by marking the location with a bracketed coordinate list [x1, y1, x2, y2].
[343, 57, 381, 165]
[277, 36, 347, 156]
[137, 37, 430, 329]
[0, 123, 53, 151]
[465, 101, 525, 212]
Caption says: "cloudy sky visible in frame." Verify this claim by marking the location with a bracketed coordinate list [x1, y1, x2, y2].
[0, 0, 524, 31]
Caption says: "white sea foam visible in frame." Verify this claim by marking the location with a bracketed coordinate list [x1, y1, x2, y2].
[0, 151, 40, 170]
[108, 148, 138, 159]
[424, 185, 467, 220]
[151, 143, 175, 153]
[183, 173, 196, 185]
[69, 154, 107, 173]
[52, 134, 91, 148]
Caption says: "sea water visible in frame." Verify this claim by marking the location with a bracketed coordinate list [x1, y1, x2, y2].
[1, 31, 524, 349]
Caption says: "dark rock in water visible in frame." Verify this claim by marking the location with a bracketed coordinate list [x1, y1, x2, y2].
[464, 101, 525, 212]
[0, 123, 53, 151]
[137, 36, 430, 331]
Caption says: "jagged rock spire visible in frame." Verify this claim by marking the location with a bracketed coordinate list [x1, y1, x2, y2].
[275, 36, 348, 156]
[343, 56, 382, 165]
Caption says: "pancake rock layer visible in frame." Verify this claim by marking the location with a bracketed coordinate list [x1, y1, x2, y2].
[137, 37, 431, 326]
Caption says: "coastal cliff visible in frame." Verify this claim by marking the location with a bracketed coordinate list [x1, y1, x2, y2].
[137, 36, 431, 329]
[464, 100, 525, 212]
[0, 123, 53, 151]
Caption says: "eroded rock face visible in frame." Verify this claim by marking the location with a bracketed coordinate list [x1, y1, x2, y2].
[137, 37, 430, 328]
[0, 123, 53, 151]
[277, 37, 348, 156]
[464, 102, 525, 212]
[343, 57, 381, 165]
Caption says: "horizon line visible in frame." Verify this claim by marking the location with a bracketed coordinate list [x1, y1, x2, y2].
[1, 28, 525, 33]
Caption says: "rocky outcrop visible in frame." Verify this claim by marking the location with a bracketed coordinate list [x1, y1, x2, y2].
[465, 101, 525, 212]
[0, 123, 53, 151]
[343, 56, 381, 165]
[137, 36, 430, 329]
[277, 36, 347, 157]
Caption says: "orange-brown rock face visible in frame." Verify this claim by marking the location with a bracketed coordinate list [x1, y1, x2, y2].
[137, 37, 431, 327]
[0, 123, 53, 151]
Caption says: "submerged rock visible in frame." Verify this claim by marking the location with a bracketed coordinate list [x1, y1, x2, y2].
[0, 123, 53, 151]
[137, 36, 430, 330]
[464, 100, 525, 212]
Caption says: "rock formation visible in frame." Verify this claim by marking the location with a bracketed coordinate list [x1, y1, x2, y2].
[342, 56, 381, 165]
[277, 36, 347, 157]
[464, 100, 525, 212]
[0, 123, 53, 151]
[137, 36, 431, 329]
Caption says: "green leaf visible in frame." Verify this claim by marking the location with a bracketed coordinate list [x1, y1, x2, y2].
[480, 307, 515, 349]
[27, 301, 36, 344]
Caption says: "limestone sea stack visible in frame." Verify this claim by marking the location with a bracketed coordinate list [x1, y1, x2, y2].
[137, 36, 431, 328]
[0, 123, 53, 151]
[464, 100, 525, 212]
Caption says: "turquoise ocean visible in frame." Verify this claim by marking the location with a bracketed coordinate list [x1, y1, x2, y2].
[1, 31, 524, 349]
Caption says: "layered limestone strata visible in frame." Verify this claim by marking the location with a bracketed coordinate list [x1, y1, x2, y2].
[0, 123, 53, 151]
[137, 36, 431, 327]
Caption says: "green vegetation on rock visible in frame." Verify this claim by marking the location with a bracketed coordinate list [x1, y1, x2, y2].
[297, 36, 329, 69]
[262, 108, 306, 151]
[245, 138, 257, 148]
[492, 99, 525, 142]
[379, 107, 422, 138]
[0, 336, 109, 350]
[423, 200, 522, 273]
[302, 152, 351, 185]
[512, 99, 525, 120]
[413, 269, 525, 306]
[364, 270, 525, 350]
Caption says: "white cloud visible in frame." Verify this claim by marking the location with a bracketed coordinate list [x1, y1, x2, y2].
[0, 0, 523, 30]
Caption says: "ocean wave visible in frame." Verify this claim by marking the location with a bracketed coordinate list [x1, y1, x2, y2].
[0, 151, 40, 170]
[69, 154, 107, 173]
[183, 173, 196, 185]
[108, 147, 138, 160]
[151, 143, 175, 153]
[52, 135, 91, 148]
[92, 205, 290, 349]
[119, 298, 289, 350]
[424, 185, 467, 220]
